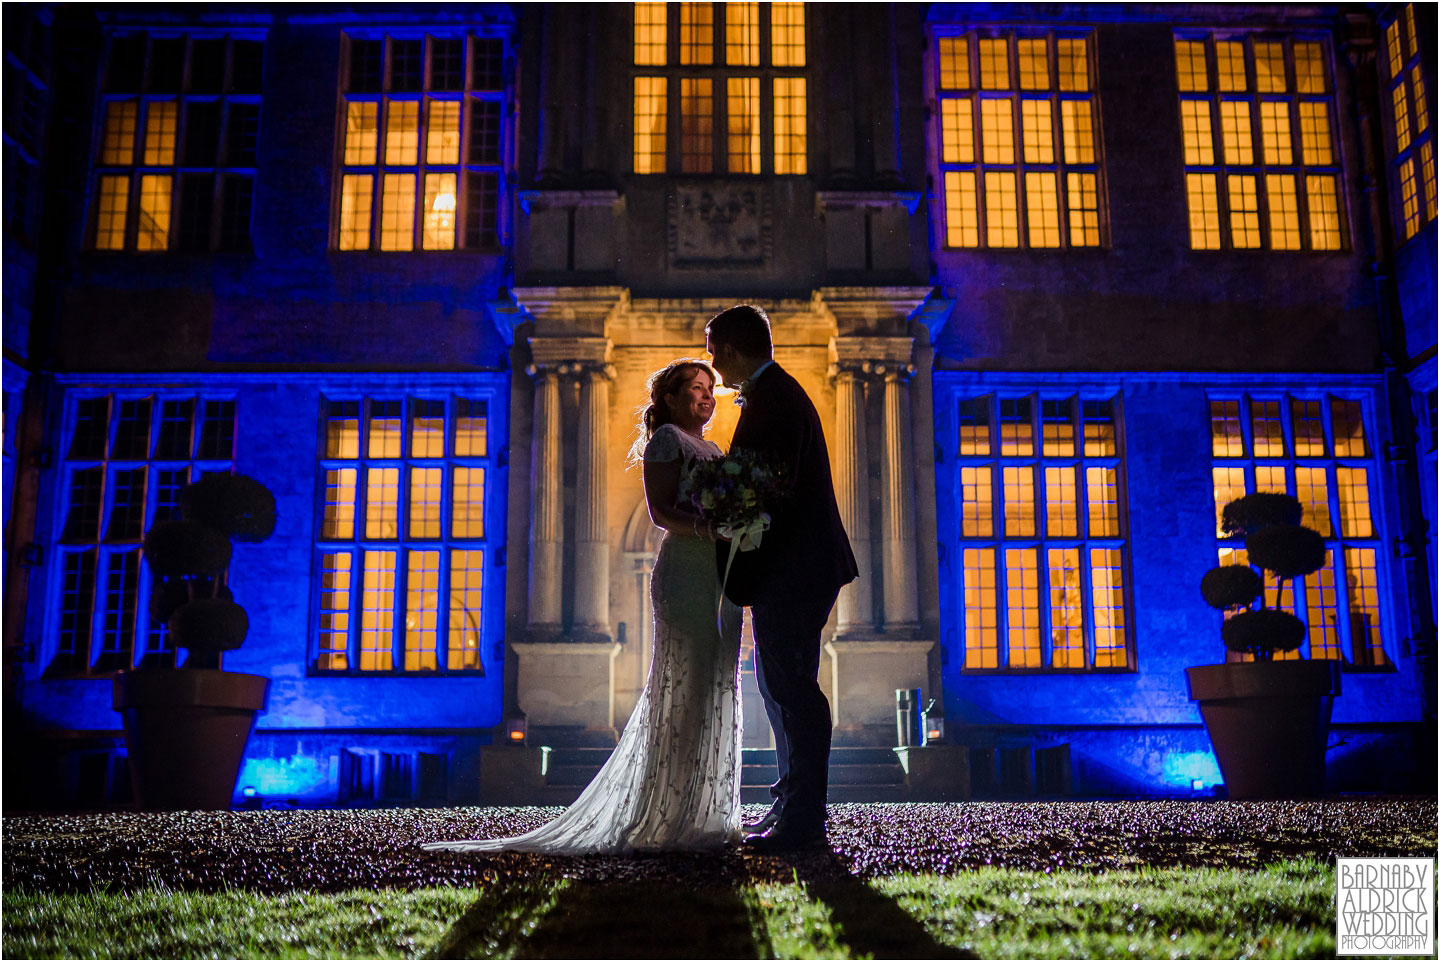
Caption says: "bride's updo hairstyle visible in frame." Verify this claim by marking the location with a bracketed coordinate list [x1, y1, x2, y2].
[628, 357, 716, 464]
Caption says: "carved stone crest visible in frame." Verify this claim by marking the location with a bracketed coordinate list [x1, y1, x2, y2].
[667, 183, 771, 267]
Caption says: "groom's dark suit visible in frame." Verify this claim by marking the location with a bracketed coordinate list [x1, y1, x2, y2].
[719, 362, 858, 834]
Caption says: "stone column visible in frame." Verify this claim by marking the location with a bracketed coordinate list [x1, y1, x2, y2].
[832, 364, 872, 635]
[573, 364, 612, 637]
[526, 366, 563, 632]
[880, 364, 920, 631]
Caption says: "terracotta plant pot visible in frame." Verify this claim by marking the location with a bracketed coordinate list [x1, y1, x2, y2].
[1185, 660, 1341, 799]
[113, 669, 269, 810]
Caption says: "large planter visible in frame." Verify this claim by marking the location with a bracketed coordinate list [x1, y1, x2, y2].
[1185, 659, 1341, 799]
[113, 669, 269, 810]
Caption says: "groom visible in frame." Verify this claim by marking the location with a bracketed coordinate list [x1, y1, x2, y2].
[706, 304, 859, 852]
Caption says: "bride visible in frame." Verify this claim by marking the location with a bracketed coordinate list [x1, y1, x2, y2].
[424, 359, 743, 853]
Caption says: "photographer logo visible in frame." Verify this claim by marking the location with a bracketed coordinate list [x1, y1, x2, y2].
[1336, 857, 1434, 957]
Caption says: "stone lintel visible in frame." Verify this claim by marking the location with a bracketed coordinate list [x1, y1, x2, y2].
[815, 190, 923, 214]
[818, 286, 935, 336]
[830, 335, 917, 372]
[513, 286, 628, 337]
[527, 335, 612, 371]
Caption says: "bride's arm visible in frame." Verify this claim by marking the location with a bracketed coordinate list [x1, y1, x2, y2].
[643, 459, 720, 540]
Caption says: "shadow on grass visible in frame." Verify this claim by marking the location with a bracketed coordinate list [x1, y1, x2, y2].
[790, 851, 976, 960]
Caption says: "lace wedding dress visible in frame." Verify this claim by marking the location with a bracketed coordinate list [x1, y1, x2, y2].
[424, 423, 743, 853]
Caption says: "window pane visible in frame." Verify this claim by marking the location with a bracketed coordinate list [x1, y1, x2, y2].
[771, 2, 805, 67]
[1295, 42, 1325, 94]
[345, 101, 378, 165]
[136, 175, 172, 251]
[338, 174, 373, 251]
[985, 171, 1019, 247]
[978, 38, 1009, 89]
[1254, 465, 1286, 494]
[1057, 38, 1088, 92]
[404, 550, 440, 671]
[1331, 399, 1367, 457]
[471, 37, 505, 91]
[1186, 173, 1221, 249]
[999, 397, 1033, 456]
[1393, 81, 1412, 152]
[327, 401, 360, 458]
[1344, 548, 1385, 667]
[633, 2, 667, 66]
[681, 78, 714, 173]
[1210, 400, 1244, 457]
[112, 398, 152, 459]
[1017, 38, 1047, 91]
[409, 467, 442, 539]
[1335, 466, 1373, 538]
[1044, 466, 1077, 537]
[1041, 399, 1075, 456]
[421, 172, 457, 250]
[101, 100, 137, 164]
[448, 549, 484, 670]
[379, 172, 415, 251]
[1086, 466, 1119, 537]
[1212, 466, 1247, 537]
[426, 99, 460, 164]
[156, 399, 194, 458]
[1266, 173, 1300, 250]
[1255, 42, 1286, 93]
[1175, 39, 1208, 93]
[1067, 172, 1100, 246]
[1216, 41, 1245, 92]
[452, 466, 485, 538]
[1307, 174, 1342, 251]
[323, 468, 357, 539]
[390, 38, 422, 93]
[1260, 101, 1293, 165]
[411, 399, 445, 457]
[1025, 171, 1060, 248]
[359, 550, 395, 671]
[1082, 400, 1115, 456]
[1058, 99, 1094, 165]
[96, 175, 130, 250]
[1292, 398, 1326, 456]
[1180, 100, 1214, 165]
[773, 77, 807, 175]
[960, 466, 993, 537]
[958, 398, 990, 455]
[468, 99, 502, 165]
[1413, 65, 1429, 133]
[633, 77, 667, 174]
[1305, 550, 1341, 659]
[727, 77, 760, 174]
[1090, 547, 1127, 667]
[1005, 548, 1041, 667]
[58, 550, 98, 669]
[1250, 400, 1285, 457]
[1400, 157, 1419, 239]
[1227, 174, 1261, 248]
[1002, 465, 1035, 537]
[963, 548, 998, 668]
[455, 399, 487, 456]
[941, 99, 974, 163]
[980, 98, 1014, 164]
[96, 549, 140, 670]
[725, 2, 758, 66]
[944, 171, 979, 248]
[142, 100, 177, 165]
[368, 401, 402, 457]
[1219, 101, 1253, 165]
[1295, 465, 1331, 536]
[465, 171, 499, 249]
[1421, 142, 1437, 222]
[430, 37, 464, 91]
[384, 100, 419, 165]
[1047, 547, 1084, 667]
[1298, 102, 1332, 165]
[197, 400, 235, 459]
[679, 2, 714, 65]
[365, 467, 400, 539]
[938, 36, 969, 90]
[1020, 99, 1053, 163]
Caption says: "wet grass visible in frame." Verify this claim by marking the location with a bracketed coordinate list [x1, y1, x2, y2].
[3, 860, 1338, 959]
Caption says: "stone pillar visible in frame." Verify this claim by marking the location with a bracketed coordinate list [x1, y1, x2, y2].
[880, 365, 920, 631]
[526, 367, 563, 632]
[573, 364, 612, 637]
[832, 365, 872, 634]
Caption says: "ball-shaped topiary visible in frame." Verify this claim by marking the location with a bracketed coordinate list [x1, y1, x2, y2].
[1220, 491, 1304, 537]
[180, 474, 276, 543]
[142, 521, 232, 577]
[1200, 564, 1263, 610]
[1246, 524, 1327, 581]
[1221, 608, 1307, 656]
[169, 599, 249, 653]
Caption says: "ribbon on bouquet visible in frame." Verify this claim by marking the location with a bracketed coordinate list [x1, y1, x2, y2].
[716, 513, 770, 635]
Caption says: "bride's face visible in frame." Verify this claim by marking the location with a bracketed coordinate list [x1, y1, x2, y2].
[665, 369, 716, 432]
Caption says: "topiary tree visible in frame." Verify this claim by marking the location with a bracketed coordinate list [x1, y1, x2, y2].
[1200, 492, 1326, 661]
[142, 473, 276, 669]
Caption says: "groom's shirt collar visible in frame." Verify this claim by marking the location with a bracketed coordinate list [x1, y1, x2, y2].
[735, 360, 775, 406]
[746, 359, 776, 384]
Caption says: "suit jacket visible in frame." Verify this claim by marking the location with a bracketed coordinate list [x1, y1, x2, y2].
[717, 363, 859, 608]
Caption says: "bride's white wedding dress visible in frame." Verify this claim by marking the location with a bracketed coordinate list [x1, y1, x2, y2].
[424, 423, 743, 853]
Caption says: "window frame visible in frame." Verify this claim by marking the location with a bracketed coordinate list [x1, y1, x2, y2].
[1173, 31, 1349, 252]
[1379, 3, 1436, 243]
[1207, 391, 1394, 670]
[945, 390, 1136, 675]
[629, 1, 810, 177]
[332, 30, 510, 253]
[929, 27, 1109, 251]
[309, 389, 505, 677]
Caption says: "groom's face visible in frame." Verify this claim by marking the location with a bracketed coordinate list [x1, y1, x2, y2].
[705, 334, 740, 387]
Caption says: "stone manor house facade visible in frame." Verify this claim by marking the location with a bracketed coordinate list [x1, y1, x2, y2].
[3, 2, 1434, 807]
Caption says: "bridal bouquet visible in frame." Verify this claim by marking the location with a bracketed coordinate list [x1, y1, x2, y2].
[679, 449, 787, 553]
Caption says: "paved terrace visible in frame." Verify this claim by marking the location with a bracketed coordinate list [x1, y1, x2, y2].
[3, 800, 1434, 893]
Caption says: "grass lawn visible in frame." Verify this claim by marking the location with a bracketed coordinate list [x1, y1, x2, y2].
[3, 860, 1337, 960]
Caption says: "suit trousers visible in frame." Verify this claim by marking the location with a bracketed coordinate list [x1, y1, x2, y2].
[751, 587, 839, 832]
